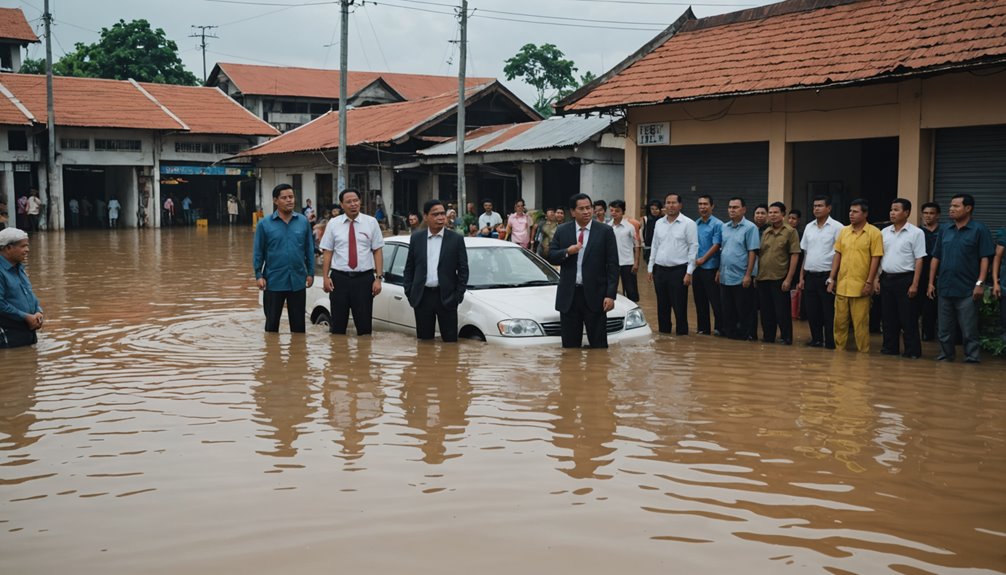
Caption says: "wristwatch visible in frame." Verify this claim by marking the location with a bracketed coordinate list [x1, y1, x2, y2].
[825, 278, 833, 285]
[376, 274, 384, 280]
[976, 280, 983, 286]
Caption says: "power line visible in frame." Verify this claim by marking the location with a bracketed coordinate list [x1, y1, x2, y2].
[371, 1, 666, 31]
[190, 25, 220, 83]
[391, 0, 673, 26]
[362, 2, 391, 71]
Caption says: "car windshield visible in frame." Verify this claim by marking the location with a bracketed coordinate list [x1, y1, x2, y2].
[467, 246, 559, 289]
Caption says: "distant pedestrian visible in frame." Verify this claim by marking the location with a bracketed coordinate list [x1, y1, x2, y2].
[828, 199, 883, 353]
[593, 199, 610, 225]
[919, 202, 941, 341]
[642, 199, 662, 264]
[182, 195, 193, 225]
[253, 184, 315, 333]
[648, 193, 697, 336]
[505, 198, 532, 249]
[320, 188, 385, 336]
[693, 195, 723, 335]
[477, 200, 502, 238]
[227, 195, 239, 225]
[797, 195, 842, 349]
[15, 193, 28, 230]
[877, 198, 926, 358]
[96, 197, 107, 228]
[26, 189, 41, 232]
[68, 197, 80, 228]
[0, 228, 44, 348]
[163, 195, 175, 227]
[108, 195, 121, 229]
[927, 193, 995, 363]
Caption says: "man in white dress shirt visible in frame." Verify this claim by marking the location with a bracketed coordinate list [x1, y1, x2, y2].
[797, 195, 843, 349]
[320, 189, 385, 335]
[876, 198, 927, 358]
[647, 193, 698, 335]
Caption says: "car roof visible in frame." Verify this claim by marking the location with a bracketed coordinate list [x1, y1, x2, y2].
[385, 234, 518, 249]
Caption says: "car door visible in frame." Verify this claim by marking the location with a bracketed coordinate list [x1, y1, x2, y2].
[378, 243, 415, 330]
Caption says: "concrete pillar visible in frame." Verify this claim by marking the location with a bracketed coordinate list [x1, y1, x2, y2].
[39, 161, 64, 230]
[897, 79, 931, 223]
[768, 95, 792, 206]
[3, 166, 14, 225]
[520, 162, 543, 210]
[624, 126, 644, 220]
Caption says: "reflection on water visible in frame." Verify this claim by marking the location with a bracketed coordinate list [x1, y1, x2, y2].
[1, 228, 1004, 574]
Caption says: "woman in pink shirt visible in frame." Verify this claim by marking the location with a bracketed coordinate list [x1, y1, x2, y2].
[506, 198, 531, 249]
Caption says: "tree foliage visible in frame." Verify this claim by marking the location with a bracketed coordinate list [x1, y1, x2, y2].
[503, 43, 578, 117]
[19, 57, 47, 75]
[39, 19, 198, 85]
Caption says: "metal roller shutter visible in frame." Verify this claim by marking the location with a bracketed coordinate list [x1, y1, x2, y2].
[646, 142, 770, 214]
[933, 125, 1006, 232]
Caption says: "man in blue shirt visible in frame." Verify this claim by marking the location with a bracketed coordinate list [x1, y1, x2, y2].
[182, 195, 193, 226]
[253, 184, 315, 333]
[717, 197, 760, 341]
[926, 193, 995, 363]
[693, 194, 723, 335]
[0, 228, 43, 348]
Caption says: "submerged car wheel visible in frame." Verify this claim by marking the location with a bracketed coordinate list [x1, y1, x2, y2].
[459, 326, 485, 342]
[312, 308, 331, 326]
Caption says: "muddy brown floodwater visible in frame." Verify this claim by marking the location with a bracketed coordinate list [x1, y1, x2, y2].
[1, 227, 1004, 574]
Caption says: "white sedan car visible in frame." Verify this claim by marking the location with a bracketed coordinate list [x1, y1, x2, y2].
[306, 236, 651, 346]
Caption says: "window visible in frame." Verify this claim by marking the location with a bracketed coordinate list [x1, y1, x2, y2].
[383, 245, 409, 286]
[7, 131, 28, 151]
[214, 142, 241, 155]
[94, 139, 141, 152]
[61, 138, 90, 151]
[175, 142, 214, 154]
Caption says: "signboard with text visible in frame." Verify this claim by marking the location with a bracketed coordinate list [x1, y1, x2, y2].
[637, 122, 670, 146]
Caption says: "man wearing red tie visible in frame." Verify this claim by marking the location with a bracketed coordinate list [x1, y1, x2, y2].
[320, 189, 385, 335]
[548, 193, 620, 348]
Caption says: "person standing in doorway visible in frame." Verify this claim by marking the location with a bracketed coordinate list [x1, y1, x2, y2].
[227, 195, 239, 225]
[797, 195, 843, 349]
[919, 202, 941, 341]
[320, 188, 385, 336]
[96, 197, 107, 228]
[15, 193, 28, 230]
[757, 202, 801, 344]
[26, 189, 41, 232]
[693, 195, 723, 336]
[68, 196, 80, 228]
[609, 199, 641, 303]
[182, 194, 193, 226]
[163, 195, 175, 227]
[253, 184, 315, 333]
[647, 193, 698, 336]
[403, 199, 469, 342]
[548, 193, 619, 349]
[927, 193, 995, 363]
[828, 199, 883, 353]
[876, 198, 926, 359]
[107, 195, 121, 229]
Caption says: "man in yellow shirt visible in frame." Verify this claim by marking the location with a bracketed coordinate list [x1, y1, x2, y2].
[827, 199, 883, 352]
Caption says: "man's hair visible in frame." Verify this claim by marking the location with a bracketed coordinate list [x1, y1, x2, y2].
[339, 188, 360, 203]
[648, 199, 663, 210]
[728, 196, 746, 207]
[951, 193, 975, 208]
[482, 198, 493, 206]
[891, 198, 912, 212]
[545, 207, 555, 212]
[755, 203, 768, 212]
[569, 193, 592, 209]
[422, 199, 443, 215]
[514, 198, 525, 207]
[697, 194, 714, 205]
[812, 195, 832, 207]
[609, 199, 626, 210]
[788, 209, 802, 219]
[272, 183, 293, 199]
[408, 211, 420, 221]
[849, 198, 869, 213]
[769, 201, 787, 213]
[593, 199, 607, 210]
[921, 201, 940, 213]
[665, 193, 683, 204]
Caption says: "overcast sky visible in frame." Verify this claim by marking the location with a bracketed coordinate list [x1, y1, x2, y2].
[12, 0, 773, 105]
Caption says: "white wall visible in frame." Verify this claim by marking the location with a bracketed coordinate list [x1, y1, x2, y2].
[580, 162, 624, 206]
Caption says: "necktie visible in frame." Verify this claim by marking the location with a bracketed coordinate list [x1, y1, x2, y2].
[348, 219, 358, 269]
[578, 227, 585, 246]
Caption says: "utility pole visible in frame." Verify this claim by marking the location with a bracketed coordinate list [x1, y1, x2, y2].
[337, 0, 353, 193]
[455, 0, 468, 212]
[190, 25, 219, 84]
[43, 0, 60, 230]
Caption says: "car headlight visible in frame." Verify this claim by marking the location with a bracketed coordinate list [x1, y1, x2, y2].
[497, 319, 544, 337]
[624, 308, 646, 330]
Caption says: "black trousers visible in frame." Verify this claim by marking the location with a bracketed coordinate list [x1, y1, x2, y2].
[880, 272, 922, 356]
[263, 289, 306, 333]
[692, 267, 722, 333]
[330, 270, 375, 335]
[619, 265, 640, 302]
[561, 286, 607, 348]
[720, 283, 756, 340]
[803, 272, 835, 347]
[653, 264, 689, 335]
[758, 279, 792, 343]
[414, 286, 459, 342]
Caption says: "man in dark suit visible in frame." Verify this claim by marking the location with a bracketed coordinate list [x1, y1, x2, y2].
[403, 199, 469, 342]
[548, 193, 619, 348]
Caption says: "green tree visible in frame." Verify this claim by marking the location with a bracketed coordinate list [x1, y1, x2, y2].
[504, 43, 578, 117]
[18, 57, 47, 74]
[45, 19, 198, 85]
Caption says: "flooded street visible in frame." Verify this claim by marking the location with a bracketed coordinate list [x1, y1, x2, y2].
[2, 228, 1004, 574]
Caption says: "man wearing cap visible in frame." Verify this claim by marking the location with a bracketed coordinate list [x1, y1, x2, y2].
[0, 228, 44, 348]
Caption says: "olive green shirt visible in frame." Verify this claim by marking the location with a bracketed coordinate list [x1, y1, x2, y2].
[757, 223, 801, 281]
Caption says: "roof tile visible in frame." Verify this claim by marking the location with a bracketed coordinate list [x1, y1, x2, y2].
[139, 83, 279, 136]
[0, 8, 39, 44]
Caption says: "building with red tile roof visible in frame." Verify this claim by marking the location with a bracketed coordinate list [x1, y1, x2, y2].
[557, 0, 1006, 231]
[0, 7, 39, 74]
[235, 81, 542, 222]
[0, 73, 279, 230]
[207, 62, 495, 132]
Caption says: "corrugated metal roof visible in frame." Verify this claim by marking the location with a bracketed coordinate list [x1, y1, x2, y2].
[420, 115, 617, 156]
